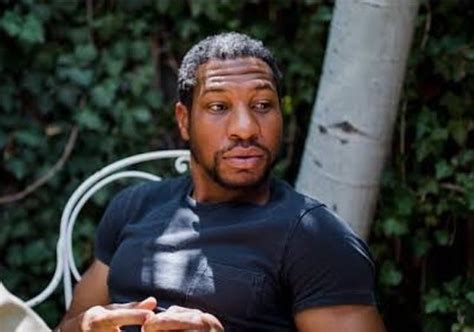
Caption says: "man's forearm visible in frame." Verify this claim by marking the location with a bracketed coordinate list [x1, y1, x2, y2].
[54, 314, 83, 332]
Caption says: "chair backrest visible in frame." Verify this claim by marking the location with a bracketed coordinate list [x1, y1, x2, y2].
[25, 149, 190, 309]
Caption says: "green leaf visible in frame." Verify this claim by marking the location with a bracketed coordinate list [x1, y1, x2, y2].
[57, 67, 94, 87]
[315, 5, 332, 22]
[396, 193, 415, 216]
[129, 19, 148, 37]
[24, 240, 49, 263]
[425, 294, 451, 314]
[380, 261, 403, 286]
[382, 217, 409, 237]
[413, 235, 431, 257]
[75, 108, 104, 131]
[91, 80, 117, 108]
[144, 90, 163, 109]
[131, 107, 152, 123]
[66, 27, 90, 44]
[0, 84, 16, 113]
[130, 40, 149, 61]
[178, 19, 199, 39]
[155, 0, 172, 13]
[110, 40, 129, 59]
[431, 128, 449, 141]
[22, 73, 43, 95]
[435, 160, 453, 180]
[93, 14, 124, 41]
[419, 179, 439, 196]
[0, 10, 22, 37]
[104, 57, 124, 78]
[189, 0, 205, 17]
[31, 4, 52, 22]
[57, 53, 76, 66]
[128, 65, 152, 97]
[465, 48, 474, 60]
[74, 44, 98, 65]
[425, 215, 439, 227]
[416, 107, 436, 139]
[5, 158, 27, 180]
[57, 85, 81, 109]
[14, 129, 43, 147]
[282, 95, 293, 116]
[416, 140, 435, 162]
[19, 13, 44, 44]
[448, 120, 468, 146]
[466, 292, 474, 304]
[434, 230, 450, 246]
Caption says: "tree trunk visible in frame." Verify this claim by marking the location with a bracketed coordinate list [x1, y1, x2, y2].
[296, 0, 419, 239]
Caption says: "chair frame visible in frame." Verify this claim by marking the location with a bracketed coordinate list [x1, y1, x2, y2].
[25, 149, 190, 309]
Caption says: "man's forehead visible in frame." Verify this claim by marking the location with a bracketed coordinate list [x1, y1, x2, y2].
[195, 57, 276, 89]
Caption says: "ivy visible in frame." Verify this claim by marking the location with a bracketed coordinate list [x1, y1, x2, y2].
[0, 0, 331, 326]
[0, 1, 472, 331]
[371, 1, 474, 331]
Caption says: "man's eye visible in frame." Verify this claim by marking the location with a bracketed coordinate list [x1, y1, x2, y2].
[209, 103, 227, 113]
[253, 102, 271, 112]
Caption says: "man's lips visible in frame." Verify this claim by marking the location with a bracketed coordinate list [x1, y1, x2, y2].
[222, 147, 264, 159]
[222, 147, 265, 169]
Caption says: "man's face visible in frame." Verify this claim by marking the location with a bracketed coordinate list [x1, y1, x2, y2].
[176, 57, 283, 190]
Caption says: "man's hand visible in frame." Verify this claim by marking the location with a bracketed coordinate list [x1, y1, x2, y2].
[78, 297, 156, 331]
[143, 305, 224, 332]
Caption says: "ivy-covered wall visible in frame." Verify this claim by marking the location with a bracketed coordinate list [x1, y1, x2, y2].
[0, 1, 472, 330]
[371, 2, 474, 331]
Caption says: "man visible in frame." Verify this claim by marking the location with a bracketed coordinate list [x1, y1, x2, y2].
[56, 32, 386, 332]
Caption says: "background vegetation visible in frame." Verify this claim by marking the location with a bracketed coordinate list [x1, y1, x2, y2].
[0, 1, 472, 331]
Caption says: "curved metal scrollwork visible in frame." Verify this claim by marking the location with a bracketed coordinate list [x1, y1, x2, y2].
[175, 154, 191, 174]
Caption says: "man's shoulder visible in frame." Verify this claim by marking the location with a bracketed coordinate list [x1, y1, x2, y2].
[110, 175, 189, 208]
[272, 179, 361, 239]
[273, 177, 325, 214]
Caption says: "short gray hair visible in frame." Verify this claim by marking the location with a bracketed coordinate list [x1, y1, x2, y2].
[177, 32, 282, 109]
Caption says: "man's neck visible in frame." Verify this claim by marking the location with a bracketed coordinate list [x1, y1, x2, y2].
[190, 169, 271, 206]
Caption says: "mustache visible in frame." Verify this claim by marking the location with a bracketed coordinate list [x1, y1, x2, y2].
[219, 139, 271, 155]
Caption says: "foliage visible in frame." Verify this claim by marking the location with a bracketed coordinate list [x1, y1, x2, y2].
[423, 277, 474, 332]
[0, 1, 472, 331]
[370, 1, 474, 331]
[0, 0, 331, 326]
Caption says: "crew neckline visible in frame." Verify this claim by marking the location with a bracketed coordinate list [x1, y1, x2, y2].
[182, 175, 279, 211]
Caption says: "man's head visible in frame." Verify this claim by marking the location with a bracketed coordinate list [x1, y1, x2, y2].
[177, 32, 282, 110]
[175, 32, 283, 197]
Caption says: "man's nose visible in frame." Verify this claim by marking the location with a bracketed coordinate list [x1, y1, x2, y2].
[227, 105, 260, 141]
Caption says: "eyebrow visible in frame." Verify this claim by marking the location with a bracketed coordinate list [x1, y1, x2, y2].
[201, 81, 276, 96]
[254, 81, 276, 92]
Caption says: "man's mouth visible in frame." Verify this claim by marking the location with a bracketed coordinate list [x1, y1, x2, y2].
[222, 147, 265, 169]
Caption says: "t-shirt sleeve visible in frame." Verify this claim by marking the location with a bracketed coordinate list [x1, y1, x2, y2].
[94, 186, 137, 266]
[282, 205, 377, 314]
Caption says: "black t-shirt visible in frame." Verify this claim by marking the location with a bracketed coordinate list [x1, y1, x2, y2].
[95, 176, 376, 331]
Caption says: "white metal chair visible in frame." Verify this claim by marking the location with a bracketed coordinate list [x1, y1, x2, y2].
[25, 149, 190, 309]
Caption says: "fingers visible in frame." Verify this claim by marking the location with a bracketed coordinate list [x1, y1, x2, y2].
[81, 305, 154, 331]
[135, 297, 158, 311]
[81, 301, 223, 332]
[143, 306, 224, 332]
[106, 297, 157, 310]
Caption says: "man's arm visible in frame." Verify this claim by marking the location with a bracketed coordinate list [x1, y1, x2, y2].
[60, 259, 110, 322]
[55, 259, 155, 331]
[295, 304, 386, 332]
[55, 259, 223, 332]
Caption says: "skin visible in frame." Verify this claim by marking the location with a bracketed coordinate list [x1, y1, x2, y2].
[55, 57, 386, 332]
[175, 57, 283, 205]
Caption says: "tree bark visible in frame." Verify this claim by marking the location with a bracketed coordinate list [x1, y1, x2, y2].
[296, 0, 419, 239]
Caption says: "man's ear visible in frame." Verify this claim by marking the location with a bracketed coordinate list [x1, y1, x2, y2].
[175, 102, 190, 141]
